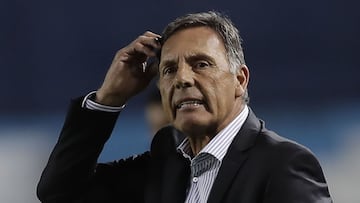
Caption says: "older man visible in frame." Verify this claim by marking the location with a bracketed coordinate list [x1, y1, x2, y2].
[37, 11, 332, 202]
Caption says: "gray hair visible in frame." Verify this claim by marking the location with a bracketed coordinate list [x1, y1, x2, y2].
[161, 11, 245, 73]
[160, 11, 249, 103]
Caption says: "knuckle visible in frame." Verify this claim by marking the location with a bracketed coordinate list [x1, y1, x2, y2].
[144, 31, 152, 35]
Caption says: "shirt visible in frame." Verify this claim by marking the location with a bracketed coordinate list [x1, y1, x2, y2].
[177, 106, 249, 203]
[82, 91, 125, 112]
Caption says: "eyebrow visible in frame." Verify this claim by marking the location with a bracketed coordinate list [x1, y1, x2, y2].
[186, 53, 215, 64]
[160, 53, 215, 68]
[159, 60, 177, 70]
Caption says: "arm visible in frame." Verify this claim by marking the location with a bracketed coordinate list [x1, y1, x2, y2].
[264, 145, 332, 203]
[37, 31, 162, 202]
[37, 98, 151, 202]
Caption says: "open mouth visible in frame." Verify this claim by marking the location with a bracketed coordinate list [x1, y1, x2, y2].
[176, 100, 204, 110]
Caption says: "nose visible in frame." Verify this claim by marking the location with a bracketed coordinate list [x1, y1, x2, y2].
[174, 63, 194, 89]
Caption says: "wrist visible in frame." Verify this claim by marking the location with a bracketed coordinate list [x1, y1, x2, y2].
[82, 91, 126, 112]
[95, 90, 127, 107]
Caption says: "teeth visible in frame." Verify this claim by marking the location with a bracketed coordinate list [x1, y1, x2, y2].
[177, 100, 203, 109]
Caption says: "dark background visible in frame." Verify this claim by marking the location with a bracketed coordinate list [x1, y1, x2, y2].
[2, 0, 359, 113]
[1, 0, 359, 202]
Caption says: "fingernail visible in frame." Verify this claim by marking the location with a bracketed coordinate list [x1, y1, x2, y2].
[142, 62, 147, 72]
[155, 37, 162, 43]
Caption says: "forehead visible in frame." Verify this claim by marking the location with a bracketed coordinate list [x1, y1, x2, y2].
[160, 27, 226, 62]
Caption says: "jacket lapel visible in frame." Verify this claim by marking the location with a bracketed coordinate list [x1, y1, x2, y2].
[146, 152, 190, 203]
[161, 153, 190, 203]
[207, 109, 262, 203]
[145, 126, 189, 203]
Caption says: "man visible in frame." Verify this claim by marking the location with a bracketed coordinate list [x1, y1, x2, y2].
[37, 11, 332, 202]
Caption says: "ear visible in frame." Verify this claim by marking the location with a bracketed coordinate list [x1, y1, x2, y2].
[235, 65, 249, 97]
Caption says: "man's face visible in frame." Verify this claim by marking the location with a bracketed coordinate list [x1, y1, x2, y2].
[158, 26, 248, 136]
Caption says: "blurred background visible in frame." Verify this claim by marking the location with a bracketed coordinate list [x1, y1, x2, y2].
[1, 0, 359, 202]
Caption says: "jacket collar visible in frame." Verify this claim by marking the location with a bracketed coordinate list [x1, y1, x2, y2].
[207, 108, 262, 203]
[146, 109, 262, 203]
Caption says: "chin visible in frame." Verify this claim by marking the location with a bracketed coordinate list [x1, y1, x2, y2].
[174, 119, 208, 135]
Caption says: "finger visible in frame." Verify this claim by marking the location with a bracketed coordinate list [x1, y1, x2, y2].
[142, 31, 162, 58]
[123, 35, 160, 56]
[142, 31, 162, 50]
[136, 60, 158, 81]
[131, 41, 157, 57]
[143, 31, 161, 39]
[114, 32, 162, 63]
[138, 35, 161, 50]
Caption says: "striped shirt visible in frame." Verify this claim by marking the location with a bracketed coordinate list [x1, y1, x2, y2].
[177, 106, 249, 203]
[82, 91, 125, 112]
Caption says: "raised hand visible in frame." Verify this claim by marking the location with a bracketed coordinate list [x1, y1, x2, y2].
[96, 31, 161, 106]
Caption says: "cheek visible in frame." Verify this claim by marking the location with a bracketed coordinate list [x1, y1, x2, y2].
[159, 88, 174, 120]
[214, 79, 237, 107]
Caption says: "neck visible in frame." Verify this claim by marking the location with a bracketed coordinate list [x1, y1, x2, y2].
[188, 136, 211, 156]
[186, 102, 246, 156]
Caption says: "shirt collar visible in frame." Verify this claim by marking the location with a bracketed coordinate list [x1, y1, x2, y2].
[177, 105, 249, 161]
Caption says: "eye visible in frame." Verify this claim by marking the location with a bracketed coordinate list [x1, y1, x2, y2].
[194, 61, 210, 69]
[162, 66, 176, 75]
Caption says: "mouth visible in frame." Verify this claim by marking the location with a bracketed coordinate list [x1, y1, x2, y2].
[175, 99, 205, 110]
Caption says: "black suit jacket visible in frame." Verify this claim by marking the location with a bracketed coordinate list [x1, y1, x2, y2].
[37, 98, 332, 202]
